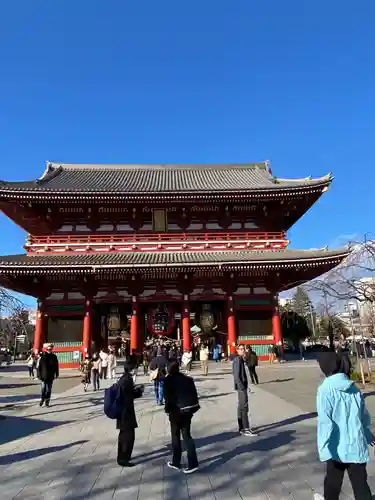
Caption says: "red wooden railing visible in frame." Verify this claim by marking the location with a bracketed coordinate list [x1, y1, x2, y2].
[26, 231, 286, 246]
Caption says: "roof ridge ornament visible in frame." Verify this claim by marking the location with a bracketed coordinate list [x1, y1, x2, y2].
[37, 162, 62, 184]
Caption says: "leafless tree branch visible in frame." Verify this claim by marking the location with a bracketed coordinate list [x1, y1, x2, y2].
[306, 238, 375, 306]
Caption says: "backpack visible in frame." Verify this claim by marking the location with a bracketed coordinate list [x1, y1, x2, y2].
[251, 352, 258, 367]
[104, 383, 122, 419]
[176, 375, 200, 414]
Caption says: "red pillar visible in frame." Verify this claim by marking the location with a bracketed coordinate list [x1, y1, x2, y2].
[272, 299, 283, 346]
[82, 299, 92, 355]
[227, 296, 237, 355]
[182, 298, 190, 351]
[33, 307, 45, 355]
[130, 296, 139, 352]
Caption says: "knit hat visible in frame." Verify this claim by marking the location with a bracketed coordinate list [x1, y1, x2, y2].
[318, 350, 350, 377]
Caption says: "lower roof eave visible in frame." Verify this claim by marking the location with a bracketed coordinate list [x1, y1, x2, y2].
[0, 258, 348, 273]
[0, 248, 350, 272]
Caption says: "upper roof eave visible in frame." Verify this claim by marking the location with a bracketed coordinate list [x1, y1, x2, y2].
[0, 162, 333, 199]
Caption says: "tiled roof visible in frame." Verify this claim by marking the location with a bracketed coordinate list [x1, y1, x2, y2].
[0, 162, 332, 196]
[0, 249, 348, 270]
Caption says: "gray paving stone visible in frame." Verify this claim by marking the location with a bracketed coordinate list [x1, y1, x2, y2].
[0, 362, 372, 499]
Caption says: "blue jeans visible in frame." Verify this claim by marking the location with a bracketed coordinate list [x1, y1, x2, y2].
[41, 380, 53, 403]
[154, 378, 164, 404]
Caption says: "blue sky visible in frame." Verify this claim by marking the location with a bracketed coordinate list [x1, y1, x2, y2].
[1, 1, 375, 306]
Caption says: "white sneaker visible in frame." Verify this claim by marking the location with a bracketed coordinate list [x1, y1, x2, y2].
[313, 494, 324, 500]
[183, 466, 199, 474]
[241, 429, 258, 437]
[167, 461, 180, 471]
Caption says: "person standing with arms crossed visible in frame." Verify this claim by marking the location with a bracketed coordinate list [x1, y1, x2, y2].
[232, 345, 257, 437]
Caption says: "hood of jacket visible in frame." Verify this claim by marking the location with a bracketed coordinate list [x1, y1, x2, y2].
[322, 372, 354, 392]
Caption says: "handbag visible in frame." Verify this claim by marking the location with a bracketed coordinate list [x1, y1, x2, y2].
[149, 368, 159, 381]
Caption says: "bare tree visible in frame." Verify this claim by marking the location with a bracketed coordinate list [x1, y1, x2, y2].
[0, 288, 27, 316]
[0, 288, 28, 352]
[306, 238, 375, 306]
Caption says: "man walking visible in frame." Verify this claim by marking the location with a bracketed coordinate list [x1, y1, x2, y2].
[38, 343, 59, 407]
[164, 359, 199, 474]
[246, 346, 259, 385]
[232, 345, 257, 437]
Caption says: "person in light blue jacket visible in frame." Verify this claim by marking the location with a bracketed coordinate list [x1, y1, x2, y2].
[316, 350, 374, 500]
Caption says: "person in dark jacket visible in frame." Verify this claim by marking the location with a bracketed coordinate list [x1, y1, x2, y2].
[232, 345, 257, 437]
[116, 361, 144, 467]
[38, 343, 59, 407]
[246, 346, 259, 385]
[149, 347, 168, 405]
[38, 344, 59, 406]
[164, 360, 199, 474]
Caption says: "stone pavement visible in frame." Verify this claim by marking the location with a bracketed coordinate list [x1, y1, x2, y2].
[0, 363, 374, 499]
[0, 363, 82, 408]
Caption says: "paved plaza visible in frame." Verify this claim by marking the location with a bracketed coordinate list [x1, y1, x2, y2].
[1, 362, 375, 499]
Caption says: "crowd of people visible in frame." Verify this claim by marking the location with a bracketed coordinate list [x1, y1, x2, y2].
[25, 338, 375, 496]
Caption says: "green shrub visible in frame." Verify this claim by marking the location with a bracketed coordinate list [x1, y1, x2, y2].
[350, 371, 361, 382]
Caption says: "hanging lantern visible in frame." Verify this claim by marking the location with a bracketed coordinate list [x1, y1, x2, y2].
[147, 304, 175, 336]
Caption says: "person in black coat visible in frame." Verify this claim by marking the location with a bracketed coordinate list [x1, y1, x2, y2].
[37, 344, 59, 407]
[232, 345, 257, 437]
[116, 361, 144, 467]
[164, 360, 199, 474]
[246, 346, 259, 385]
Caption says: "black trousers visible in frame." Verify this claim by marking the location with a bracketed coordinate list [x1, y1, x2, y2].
[324, 460, 372, 500]
[92, 369, 100, 390]
[41, 380, 53, 403]
[100, 366, 108, 379]
[170, 413, 199, 469]
[248, 366, 259, 384]
[237, 389, 250, 431]
[117, 428, 135, 464]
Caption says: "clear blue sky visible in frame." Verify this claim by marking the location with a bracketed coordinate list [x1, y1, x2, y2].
[0, 1, 374, 307]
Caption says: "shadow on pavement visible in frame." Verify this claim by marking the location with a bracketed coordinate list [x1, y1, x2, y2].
[202, 429, 296, 471]
[0, 415, 74, 445]
[135, 430, 241, 464]
[0, 364, 28, 374]
[0, 394, 39, 406]
[256, 411, 317, 433]
[193, 376, 226, 382]
[260, 378, 294, 384]
[199, 391, 233, 400]
[0, 440, 88, 465]
[0, 382, 37, 389]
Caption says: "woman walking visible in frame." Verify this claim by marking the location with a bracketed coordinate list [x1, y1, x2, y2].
[108, 350, 117, 380]
[91, 353, 102, 391]
[80, 355, 92, 392]
[27, 352, 36, 379]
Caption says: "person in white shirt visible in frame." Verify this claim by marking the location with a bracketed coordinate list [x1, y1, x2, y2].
[99, 349, 109, 379]
[107, 351, 117, 380]
[199, 345, 209, 376]
[91, 353, 102, 391]
[181, 350, 193, 374]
